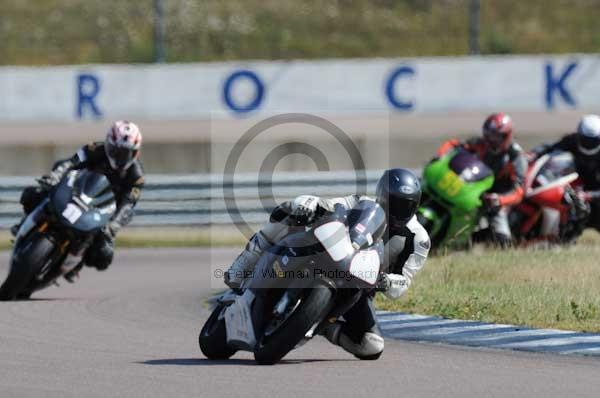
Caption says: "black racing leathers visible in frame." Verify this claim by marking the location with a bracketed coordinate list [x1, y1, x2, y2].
[532, 133, 600, 197]
[532, 133, 600, 229]
[20, 142, 144, 270]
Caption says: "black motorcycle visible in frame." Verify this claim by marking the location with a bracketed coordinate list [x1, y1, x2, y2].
[199, 200, 386, 365]
[0, 170, 116, 300]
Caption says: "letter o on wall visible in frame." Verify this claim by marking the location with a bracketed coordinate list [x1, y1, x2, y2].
[385, 66, 415, 111]
[222, 70, 265, 113]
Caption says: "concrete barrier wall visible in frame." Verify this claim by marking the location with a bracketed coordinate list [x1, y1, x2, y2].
[0, 114, 583, 175]
[0, 55, 598, 122]
[2, 55, 597, 175]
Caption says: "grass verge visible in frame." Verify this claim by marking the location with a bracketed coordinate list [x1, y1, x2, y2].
[376, 231, 600, 333]
[0, 227, 247, 250]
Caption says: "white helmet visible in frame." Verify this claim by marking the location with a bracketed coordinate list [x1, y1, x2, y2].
[105, 120, 142, 170]
[577, 114, 600, 155]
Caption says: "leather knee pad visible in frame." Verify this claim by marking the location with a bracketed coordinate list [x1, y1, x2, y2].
[20, 186, 46, 214]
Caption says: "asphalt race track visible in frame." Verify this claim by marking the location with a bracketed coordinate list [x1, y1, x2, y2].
[1, 248, 599, 398]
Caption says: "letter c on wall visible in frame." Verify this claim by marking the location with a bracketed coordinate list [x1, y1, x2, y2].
[385, 66, 415, 111]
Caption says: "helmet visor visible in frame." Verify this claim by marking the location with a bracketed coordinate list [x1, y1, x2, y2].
[483, 130, 507, 151]
[107, 144, 135, 169]
[578, 134, 600, 153]
[388, 197, 418, 226]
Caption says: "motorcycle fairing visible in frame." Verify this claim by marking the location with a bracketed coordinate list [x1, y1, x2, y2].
[423, 149, 494, 212]
[14, 198, 49, 245]
[348, 249, 380, 285]
[525, 152, 578, 205]
[225, 289, 257, 349]
[51, 170, 116, 233]
[419, 149, 494, 248]
[314, 221, 354, 262]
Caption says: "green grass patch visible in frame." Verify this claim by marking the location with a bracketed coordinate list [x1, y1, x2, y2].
[114, 228, 246, 248]
[376, 231, 600, 332]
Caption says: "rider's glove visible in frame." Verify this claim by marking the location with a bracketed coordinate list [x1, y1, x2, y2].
[525, 151, 538, 163]
[376, 273, 409, 300]
[290, 195, 320, 225]
[37, 171, 61, 188]
[482, 193, 501, 212]
[102, 222, 119, 240]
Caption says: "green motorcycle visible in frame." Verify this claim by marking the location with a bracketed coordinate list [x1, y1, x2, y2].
[417, 149, 494, 250]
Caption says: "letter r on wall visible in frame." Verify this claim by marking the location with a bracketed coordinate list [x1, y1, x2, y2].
[77, 73, 102, 119]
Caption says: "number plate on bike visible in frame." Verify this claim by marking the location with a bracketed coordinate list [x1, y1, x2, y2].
[349, 250, 380, 285]
[62, 203, 83, 224]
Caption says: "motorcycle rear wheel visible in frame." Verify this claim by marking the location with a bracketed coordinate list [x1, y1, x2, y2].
[198, 304, 237, 360]
[254, 284, 333, 365]
[0, 234, 54, 301]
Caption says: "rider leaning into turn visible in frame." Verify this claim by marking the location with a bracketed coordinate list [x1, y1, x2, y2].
[530, 114, 600, 231]
[224, 168, 431, 360]
[13, 120, 144, 279]
[436, 113, 527, 246]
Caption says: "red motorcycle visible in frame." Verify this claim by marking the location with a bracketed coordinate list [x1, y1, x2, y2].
[509, 151, 589, 244]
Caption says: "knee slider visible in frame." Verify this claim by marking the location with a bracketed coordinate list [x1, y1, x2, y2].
[20, 186, 45, 214]
[339, 331, 384, 360]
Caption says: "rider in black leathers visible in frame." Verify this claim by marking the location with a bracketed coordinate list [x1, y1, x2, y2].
[13, 121, 144, 279]
[530, 115, 600, 231]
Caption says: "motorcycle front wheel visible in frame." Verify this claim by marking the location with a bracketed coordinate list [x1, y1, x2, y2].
[198, 304, 237, 360]
[0, 233, 54, 301]
[254, 283, 333, 365]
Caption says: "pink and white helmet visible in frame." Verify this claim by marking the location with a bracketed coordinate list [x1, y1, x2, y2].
[105, 120, 142, 170]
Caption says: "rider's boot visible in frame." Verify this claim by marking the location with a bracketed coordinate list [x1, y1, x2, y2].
[64, 262, 84, 283]
[322, 321, 385, 360]
[224, 232, 272, 290]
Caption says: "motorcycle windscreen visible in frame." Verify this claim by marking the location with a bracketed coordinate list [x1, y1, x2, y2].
[248, 231, 323, 291]
[423, 149, 494, 212]
[346, 200, 386, 250]
[448, 150, 493, 183]
[532, 151, 577, 189]
[51, 170, 116, 232]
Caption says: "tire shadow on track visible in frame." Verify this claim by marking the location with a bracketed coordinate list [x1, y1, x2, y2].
[138, 358, 355, 366]
[1, 297, 75, 302]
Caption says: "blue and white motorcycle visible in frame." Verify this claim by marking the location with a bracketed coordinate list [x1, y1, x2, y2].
[0, 170, 116, 300]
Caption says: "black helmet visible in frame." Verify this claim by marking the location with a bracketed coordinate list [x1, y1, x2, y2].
[376, 168, 421, 229]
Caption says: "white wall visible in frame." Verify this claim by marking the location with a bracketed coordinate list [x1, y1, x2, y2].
[0, 55, 598, 121]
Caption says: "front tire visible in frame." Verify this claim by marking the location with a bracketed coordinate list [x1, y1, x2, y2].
[0, 234, 54, 301]
[254, 284, 333, 365]
[199, 305, 237, 360]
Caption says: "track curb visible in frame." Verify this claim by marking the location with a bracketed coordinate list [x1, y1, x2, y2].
[377, 311, 600, 356]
